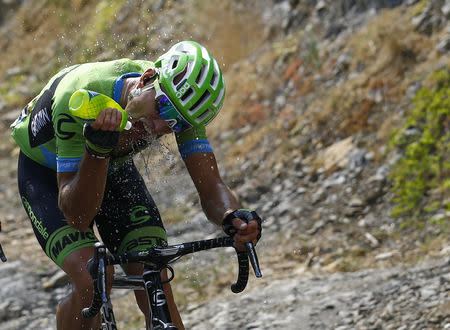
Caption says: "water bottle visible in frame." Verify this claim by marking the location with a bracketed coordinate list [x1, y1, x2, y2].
[69, 89, 132, 131]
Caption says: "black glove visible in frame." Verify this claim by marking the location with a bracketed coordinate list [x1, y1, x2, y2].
[222, 209, 262, 240]
[83, 123, 119, 157]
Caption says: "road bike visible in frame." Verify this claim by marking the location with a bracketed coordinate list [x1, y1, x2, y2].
[83, 237, 262, 329]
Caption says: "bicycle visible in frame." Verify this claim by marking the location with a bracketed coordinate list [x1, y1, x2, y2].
[83, 237, 262, 330]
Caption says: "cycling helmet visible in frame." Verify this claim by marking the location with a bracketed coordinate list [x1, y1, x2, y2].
[155, 41, 226, 128]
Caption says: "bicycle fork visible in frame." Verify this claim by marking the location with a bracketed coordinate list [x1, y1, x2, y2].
[142, 266, 177, 330]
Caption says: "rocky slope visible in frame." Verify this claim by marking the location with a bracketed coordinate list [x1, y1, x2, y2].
[0, 0, 449, 329]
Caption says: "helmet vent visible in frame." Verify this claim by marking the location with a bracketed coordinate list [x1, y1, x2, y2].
[172, 59, 179, 69]
[195, 108, 213, 123]
[213, 87, 225, 107]
[190, 90, 211, 114]
[195, 63, 207, 86]
[210, 71, 216, 87]
[211, 60, 220, 89]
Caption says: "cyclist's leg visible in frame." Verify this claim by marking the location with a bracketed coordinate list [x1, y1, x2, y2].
[17, 152, 111, 330]
[56, 246, 115, 330]
[96, 159, 185, 329]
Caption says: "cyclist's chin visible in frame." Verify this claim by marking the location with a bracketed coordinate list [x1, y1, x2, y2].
[142, 118, 172, 136]
[131, 118, 171, 139]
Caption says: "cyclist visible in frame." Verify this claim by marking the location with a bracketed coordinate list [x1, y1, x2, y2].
[11, 40, 262, 330]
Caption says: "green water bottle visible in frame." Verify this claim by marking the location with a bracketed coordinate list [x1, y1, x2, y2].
[69, 89, 132, 131]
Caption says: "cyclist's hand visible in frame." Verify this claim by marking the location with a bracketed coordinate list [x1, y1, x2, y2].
[222, 209, 262, 251]
[231, 218, 260, 251]
[90, 108, 122, 131]
[84, 108, 121, 156]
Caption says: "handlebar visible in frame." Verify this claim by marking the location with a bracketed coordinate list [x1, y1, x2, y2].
[82, 237, 262, 318]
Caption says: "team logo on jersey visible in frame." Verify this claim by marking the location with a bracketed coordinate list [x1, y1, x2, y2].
[28, 88, 55, 147]
[27, 65, 80, 148]
[56, 113, 77, 140]
[30, 108, 51, 137]
[130, 205, 151, 225]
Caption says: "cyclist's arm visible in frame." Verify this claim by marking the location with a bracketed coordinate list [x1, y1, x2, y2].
[57, 108, 121, 231]
[184, 152, 259, 250]
[184, 151, 239, 226]
[57, 156, 109, 231]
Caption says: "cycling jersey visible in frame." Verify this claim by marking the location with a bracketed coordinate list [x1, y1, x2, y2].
[11, 59, 213, 173]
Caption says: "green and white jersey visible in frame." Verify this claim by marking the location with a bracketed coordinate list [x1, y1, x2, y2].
[11, 59, 212, 172]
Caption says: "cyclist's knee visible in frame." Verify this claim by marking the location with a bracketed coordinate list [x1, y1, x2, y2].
[61, 246, 114, 300]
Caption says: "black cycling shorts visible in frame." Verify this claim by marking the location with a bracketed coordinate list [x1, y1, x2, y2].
[17, 152, 167, 267]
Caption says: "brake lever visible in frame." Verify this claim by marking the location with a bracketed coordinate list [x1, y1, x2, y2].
[245, 242, 262, 278]
[95, 243, 108, 303]
[83, 242, 111, 318]
[0, 221, 6, 262]
[0, 243, 6, 262]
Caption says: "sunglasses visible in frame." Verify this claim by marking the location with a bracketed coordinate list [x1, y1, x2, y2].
[154, 79, 192, 133]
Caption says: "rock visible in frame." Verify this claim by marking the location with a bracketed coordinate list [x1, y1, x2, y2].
[306, 219, 327, 235]
[316, 136, 354, 171]
[311, 187, 326, 204]
[436, 36, 450, 53]
[412, 11, 433, 35]
[442, 1, 450, 17]
[348, 149, 368, 170]
[0, 300, 10, 321]
[333, 53, 351, 75]
[344, 197, 366, 216]
[375, 251, 399, 260]
[364, 232, 380, 247]
[360, 179, 386, 204]
[349, 197, 365, 208]
[358, 213, 377, 227]
[4, 66, 22, 78]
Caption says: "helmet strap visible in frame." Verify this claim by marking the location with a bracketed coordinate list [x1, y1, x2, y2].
[128, 69, 160, 102]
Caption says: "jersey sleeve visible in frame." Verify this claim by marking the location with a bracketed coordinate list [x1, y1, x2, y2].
[54, 112, 85, 172]
[175, 126, 213, 160]
[52, 86, 85, 173]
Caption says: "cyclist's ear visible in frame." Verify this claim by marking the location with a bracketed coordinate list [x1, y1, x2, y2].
[140, 68, 158, 87]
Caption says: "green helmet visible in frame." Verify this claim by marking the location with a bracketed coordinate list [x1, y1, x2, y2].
[155, 41, 226, 128]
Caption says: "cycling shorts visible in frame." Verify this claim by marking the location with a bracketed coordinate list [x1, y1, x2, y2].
[17, 152, 167, 268]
